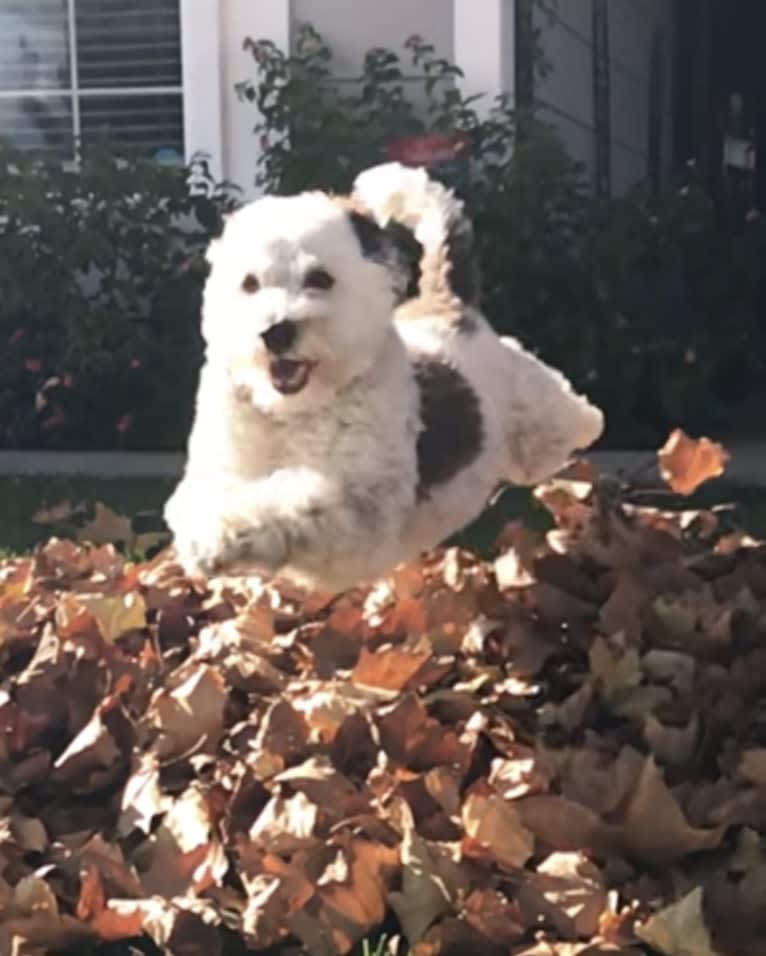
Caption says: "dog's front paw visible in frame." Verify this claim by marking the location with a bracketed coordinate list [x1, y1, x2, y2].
[173, 517, 288, 579]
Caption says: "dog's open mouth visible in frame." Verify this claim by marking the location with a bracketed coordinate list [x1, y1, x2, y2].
[269, 357, 314, 395]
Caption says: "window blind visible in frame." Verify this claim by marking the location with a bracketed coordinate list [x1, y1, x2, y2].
[0, 0, 183, 160]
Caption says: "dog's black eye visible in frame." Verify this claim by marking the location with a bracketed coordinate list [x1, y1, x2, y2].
[303, 268, 335, 291]
[241, 273, 260, 294]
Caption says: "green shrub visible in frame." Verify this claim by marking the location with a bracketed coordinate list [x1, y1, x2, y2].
[0, 141, 236, 450]
[239, 23, 766, 447]
[2, 23, 764, 452]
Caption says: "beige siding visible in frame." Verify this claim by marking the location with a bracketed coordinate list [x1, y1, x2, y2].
[291, 0, 453, 77]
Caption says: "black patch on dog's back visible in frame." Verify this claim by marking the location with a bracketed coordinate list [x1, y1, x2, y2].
[414, 360, 484, 500]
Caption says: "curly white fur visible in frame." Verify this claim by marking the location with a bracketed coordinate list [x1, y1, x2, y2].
[353, 162, 605, 485]
[165, 168, 604, 593]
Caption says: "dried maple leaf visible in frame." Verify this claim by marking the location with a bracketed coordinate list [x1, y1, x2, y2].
[351, 643, 434, 692]
[75, 501, 135, 546]
[518, 852, 608, 940]
[287, 837, 399, 956]
[594, 756, 724, 864]
[658, 429, 730, 496]
[147, 663, 227, 760]
[388, 827, 454, 944]
[643, 713, 699, 768]
[386, 798, 468, 944]
[250, 699, 310, 775]
[52, 706, 122, 788]
[32, 498, 79, 525]
[76, 591, 147, 642]
[495, 546, 536, 590]
[2, 874, 95, 952]
[377, 694, 470, 774]
[739, 749, 766, 789]
[516, 795, 600, 853]
[462, 887, 526, 946]
[274, 757, 366, 823]
[118, 755, 170, 836]
[138, 788, 228, 897]
[249, 792, 321, 854]
[462, 785, 535, 869]
[635, 887, 721, 956]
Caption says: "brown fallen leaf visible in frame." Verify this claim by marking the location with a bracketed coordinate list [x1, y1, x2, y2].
[76, 591, 147, 642]
[739, 749, 766, 789]
[462, 886, 526, 947]
[644, 713, 699, 768]
[377, 694, 471, 773]
[658, 429, 730, 497]
[388, 823, 455, 944]
[75, 501, 134, 546]
[516, 795, 600, 854]
[351, 643, 434, 692]
[462, 785, 535, 869]
[249, 792, 321, 854]
[287, 837, 399, 956]
[635, 887, 721, 956]
[518, 852, 608, 940]
[595, 756, 724, 864]
[32, 499, 78, 525]
[118, 755, 170, 836]
[147, 663, 227, 759]
[52, 707, 122, 787]
[2, 874, 95, 952]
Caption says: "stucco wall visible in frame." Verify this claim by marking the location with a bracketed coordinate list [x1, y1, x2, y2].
[291, 0, 453, 75]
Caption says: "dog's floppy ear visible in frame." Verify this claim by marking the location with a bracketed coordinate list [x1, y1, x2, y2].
[346, 209, 422, 302]
[346, 209, 386, 259]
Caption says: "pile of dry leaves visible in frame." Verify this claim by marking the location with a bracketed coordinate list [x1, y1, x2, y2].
[1, 430, 765, 956]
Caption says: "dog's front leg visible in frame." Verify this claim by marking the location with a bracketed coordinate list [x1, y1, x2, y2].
[167, 469, 404, 584]
[164, 475, 289, 577]
[225, 470, 400, 579]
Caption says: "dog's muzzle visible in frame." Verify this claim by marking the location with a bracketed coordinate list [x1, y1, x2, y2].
[260, 321, 315, 395]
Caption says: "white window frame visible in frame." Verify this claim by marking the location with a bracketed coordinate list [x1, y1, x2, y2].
[179, 0, 222, 181]
[180, 0, 290, 196]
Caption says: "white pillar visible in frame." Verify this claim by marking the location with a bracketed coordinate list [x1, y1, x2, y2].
[180, 0, 224, 182]
[221, 0, 291, 197]
[453, 0, 514, 118]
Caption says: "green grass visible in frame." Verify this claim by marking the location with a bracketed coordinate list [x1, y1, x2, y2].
[0, 473, 765, 562]
[0, 475, 176, 556]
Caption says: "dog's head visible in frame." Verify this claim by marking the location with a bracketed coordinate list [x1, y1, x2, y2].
[201, 191, 410, 413]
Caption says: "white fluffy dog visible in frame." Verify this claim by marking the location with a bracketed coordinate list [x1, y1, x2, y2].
[164, 163, 604, 592]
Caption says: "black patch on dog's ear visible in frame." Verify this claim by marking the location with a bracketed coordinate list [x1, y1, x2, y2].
[384, 220, 422, 300]
[347, 210, 385, 259]
[347, 210, 423, 303]
[414, 360, 484, 500]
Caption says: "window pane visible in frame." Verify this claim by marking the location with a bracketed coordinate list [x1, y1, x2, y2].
[0, 94, 73, 155]
[80, 91, 183, 159]
[75, 0, 182, 89]
[0, 1, 70, 91]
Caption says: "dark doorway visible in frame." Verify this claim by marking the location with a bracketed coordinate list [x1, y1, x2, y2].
[675, 0, 766, 221]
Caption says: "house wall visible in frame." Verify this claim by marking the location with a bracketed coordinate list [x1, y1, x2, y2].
[181, 0, 674, 198]
[291, 0, 453, 76]
[534, 0, 675, 193]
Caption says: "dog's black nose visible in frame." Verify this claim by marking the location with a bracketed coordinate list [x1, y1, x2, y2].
[261, 320, 298, 355]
